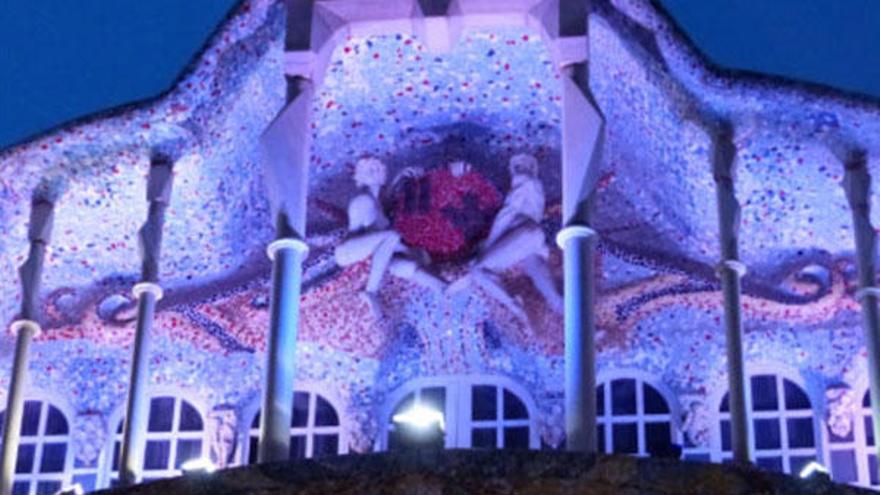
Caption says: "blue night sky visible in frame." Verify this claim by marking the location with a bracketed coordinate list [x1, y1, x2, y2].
[1, 0, 879, 151]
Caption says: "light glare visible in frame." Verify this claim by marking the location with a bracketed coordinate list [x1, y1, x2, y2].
[392, 404, 445, 431]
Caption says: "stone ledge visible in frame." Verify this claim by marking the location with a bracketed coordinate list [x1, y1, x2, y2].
[95, 451, 869, 495]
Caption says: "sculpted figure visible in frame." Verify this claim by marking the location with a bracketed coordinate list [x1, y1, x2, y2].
[335, 157, 444, 313]
[451, 153, 563, 319]
[207, 408, 237, 468]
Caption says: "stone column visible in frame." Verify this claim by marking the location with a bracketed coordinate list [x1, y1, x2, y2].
[0, 189, 56, 495]
[257, 69, 314, 461]
[556, 61, 604, 453]
[842, 150, 880, 477]
[119, 151, 174, 485]
[711, 121, 751, 464]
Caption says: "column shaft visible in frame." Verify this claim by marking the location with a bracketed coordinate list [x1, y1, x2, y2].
[119, 287, 159, 485]
[712, 122, 751, 464]
[843, 155, 880, 478]
[0, 323, 38, 495]
[258, 242, 308, 462]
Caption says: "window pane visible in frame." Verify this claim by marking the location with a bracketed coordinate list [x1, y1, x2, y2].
[11, 481, 28, 495]
[393, 393, 415, 417]
[175, 439, 202, 469]
[313, 434, 339, 457]
[143, 440, 171, 470]
[753, 419, 781, 450]
[786, 417, 815, 448]
[472, 386, 497, 421]
[597, 385, 605, 416]
[35, 481, 61, 495]
[503, 390, 528, 420]
[388, 428, 405, 451]
[720, 420, 731, 452]
[643, 384, 669, 414]
[421, 387, 446, 414]
[755, 456, 783, 473]
[315, 396, 339, 426]
[39, 443, 66, 473]
[826, 422, 853, 443]
[503, 427, 529, 449]
[248, 436, 258, 464]
[783, 380, 811, 410]
[15, 444, 35, 474]
[645, 422, 671, 455]
[179, 401, 203, 432]
[830, 450, 858, 483]
[251, 411, 261, 428]
[611, 379, 636, 415]
[471, 428, 496, 448]
[292, 392, 309, 428]
[867, 415, 875, 447]
[289, 435, 306, 459]
[45, 406, 68, 435]
[612, 423, 638, 454]
[790, 455, 815, 477]
[21, 401, 41, 436]
[751, 375, 778, 411]
[112, 440, 121, 470]
[720, 393, 729, 413]
[869, 454, 879, 485]
[72, 473, 98, 492]
[598, 424, 606, 454]
[865, 391, 872, 408]
[148, 397, 175, 432]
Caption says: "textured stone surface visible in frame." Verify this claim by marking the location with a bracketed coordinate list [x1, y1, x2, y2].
[94, 451, 868, 495]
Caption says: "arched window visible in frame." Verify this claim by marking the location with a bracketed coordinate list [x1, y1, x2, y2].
[596, 377, 676, 456]
[246, 390, 346, 462]
[717, 374, 817, 474]
[860, 391, 880, 487]
[107, 396, 205, 484]
[383, 376, 538, 450]
[0, 400, 72, 495]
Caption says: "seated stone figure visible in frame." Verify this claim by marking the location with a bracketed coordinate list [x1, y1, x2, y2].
[334, 157, 445, 315]
[450, 153, 563, 319]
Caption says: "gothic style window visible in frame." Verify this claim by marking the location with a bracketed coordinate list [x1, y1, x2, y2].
[718, 374, 817, 474]
[0, 400, 72, 495]
[384, 377, 538, 450]
[596, 377, 676, 456]
[109, 396, 205, 483]
[246, 391, 346, 462]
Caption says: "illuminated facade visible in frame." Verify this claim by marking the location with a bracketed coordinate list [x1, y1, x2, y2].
[1, 0, 880, 492]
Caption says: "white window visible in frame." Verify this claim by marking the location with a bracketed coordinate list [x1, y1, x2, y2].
[596, 377, 677, 457]
[383, 376, 538, 450]
[716, 374, 817, 475]
[826, 388, 880, 488]
[245, 390, 346, 462]
[0, 400, 73, 495]
[107, 396, 205, 484]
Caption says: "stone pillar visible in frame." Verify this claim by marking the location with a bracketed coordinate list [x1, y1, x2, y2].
[257, 68, 314, 461]
[556, 61, 604, 453]
[842, 150, 880, 478]
[711, 121, 751, 464]
[1, 190, 56, 495]
[119, 151, 174, 485]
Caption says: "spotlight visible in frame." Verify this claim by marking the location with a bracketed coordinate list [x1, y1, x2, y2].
[53, 484, 83, 495]
[181, 457, 217, 474]
[392, 404, 445, 431]
[799, 461, 829, 479]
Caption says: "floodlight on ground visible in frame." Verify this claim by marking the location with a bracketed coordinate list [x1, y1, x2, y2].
[181, 457, 217, 474]
[392, 404, 445, 431]
[53, 484, 83, 495]
[799, 461, 829, 479]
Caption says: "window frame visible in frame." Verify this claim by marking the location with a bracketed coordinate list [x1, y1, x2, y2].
[101, 390, 209, 488]
[710, 366, 821, 475]
[595, 370, 681, 457]
[823, 382, 877, 488]
[239, 383, 349, 464]
[0, 394, 76, 495]
[379, 375, 539, 451]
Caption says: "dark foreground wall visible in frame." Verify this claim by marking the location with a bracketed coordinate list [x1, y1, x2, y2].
[95, 451, 868, 495]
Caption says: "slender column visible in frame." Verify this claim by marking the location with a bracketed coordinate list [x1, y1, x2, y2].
[711, 121, 751, 464]
[842, 150, 880, 478]
[257, 67, 314, 461]
[557, 60, 604, 453]
[119, 151, 174, 485]
[1, 190, 56, 495]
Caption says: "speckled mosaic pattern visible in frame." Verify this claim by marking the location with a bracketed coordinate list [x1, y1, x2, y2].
[0, 0, 879, 466]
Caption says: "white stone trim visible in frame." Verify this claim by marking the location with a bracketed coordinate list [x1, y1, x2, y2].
[131, 282, 163, 301]
[716, 259, 747, 277]
[266, 238, 310, 262]
[9, 319, 41, 338]
[555, 225, 597, 249]
[855, 286, 880, 302]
